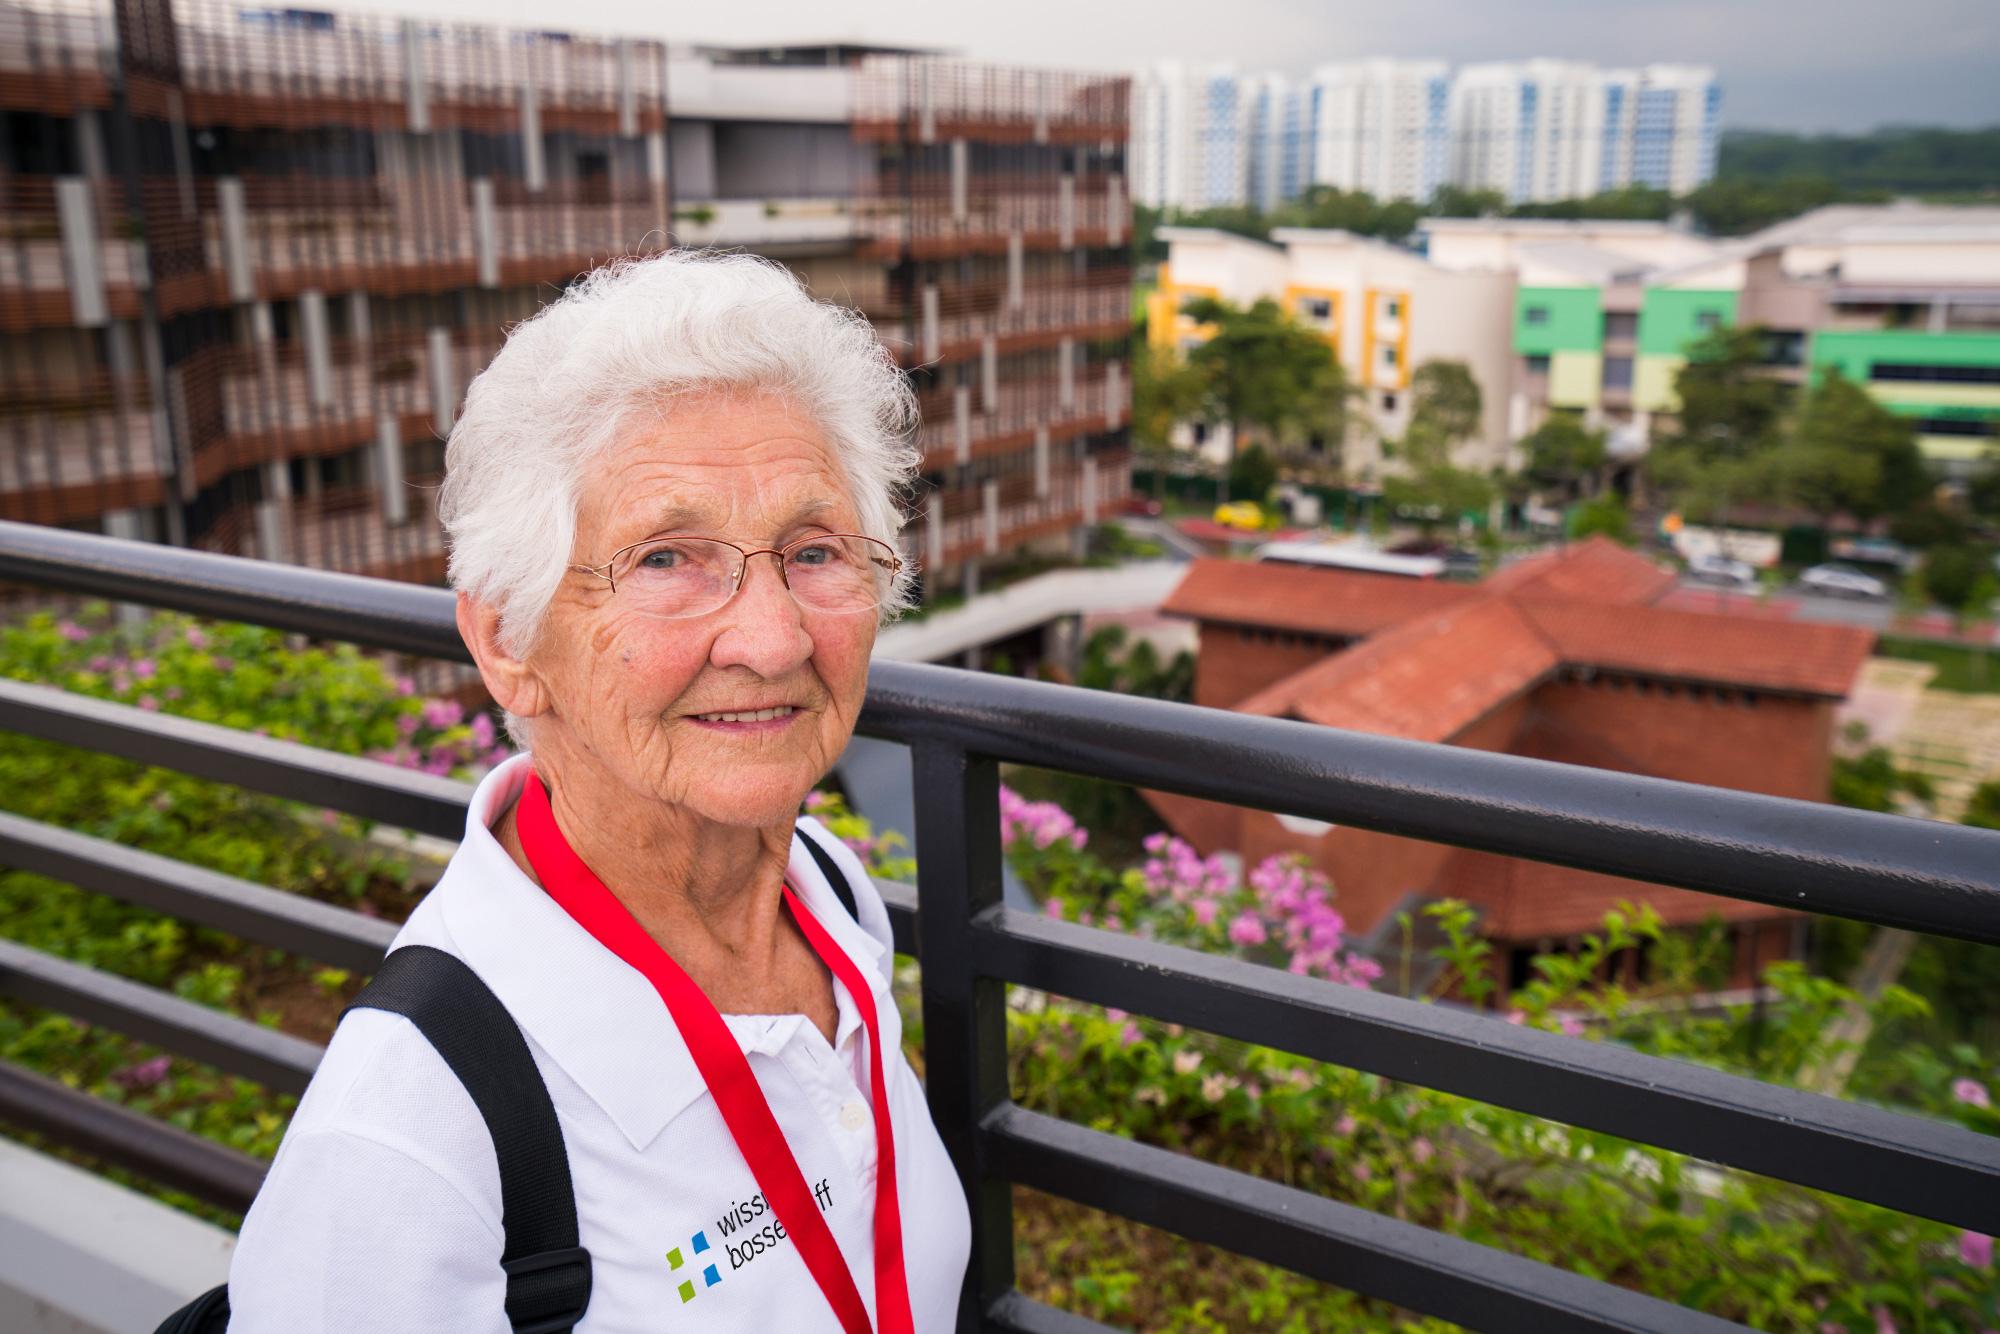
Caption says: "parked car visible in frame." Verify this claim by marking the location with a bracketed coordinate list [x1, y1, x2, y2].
[1799, 562, 1889, 599]
[1687, 554, 1758, 587]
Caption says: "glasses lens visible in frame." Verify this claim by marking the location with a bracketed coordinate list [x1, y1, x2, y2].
[784, 536, 895, 614]
[616, 538, 740, 619]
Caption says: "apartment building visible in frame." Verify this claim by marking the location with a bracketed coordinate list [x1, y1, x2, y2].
[0, 0, 1129, 591]
[1451, 62, 1719, 205]
[1132, 57, 1719, 214]
[1309, 59, 1451, 207]
[1148, 225, 1515, 478]
[1129, 61, 1246, 213]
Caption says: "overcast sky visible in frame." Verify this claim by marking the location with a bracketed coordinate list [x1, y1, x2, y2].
[343, 0, 1997, 134]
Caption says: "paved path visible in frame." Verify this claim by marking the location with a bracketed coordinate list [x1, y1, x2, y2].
[872, 562, 1188, 664]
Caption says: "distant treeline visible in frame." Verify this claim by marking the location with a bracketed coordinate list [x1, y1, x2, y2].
[1719, 125, 2000, 195]
[1136, 124, 1999, 260]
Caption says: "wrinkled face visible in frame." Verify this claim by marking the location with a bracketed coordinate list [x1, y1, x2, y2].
[522, 393, 876, 829]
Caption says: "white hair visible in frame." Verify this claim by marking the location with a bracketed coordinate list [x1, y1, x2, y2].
[439, 250, 921, 657]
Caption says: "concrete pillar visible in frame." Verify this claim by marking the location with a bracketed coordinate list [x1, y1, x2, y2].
[1058, 172, 1075, 250]
[980, 336, 998, 413]
[378, 412, 408, 524]
[982, 478, 1000, 555]
[1006, 233, 1024, 312]
[216, 177, 254, 303]
[1058, 336, 1075, 411]
[925, 490, 945, 586]
[428, 326, 456, 437]
[921, 284, 940, 363]
[1033, 425, 1050, 498]
[298, 289, 332, 410]
[55, 178, 106, 327]
[472, 177, 499, 289]
[953, 384, 972, 463]
[520, 81, 546, 192]
[950, 138, 968, 223]
[402, 19, 430, 133]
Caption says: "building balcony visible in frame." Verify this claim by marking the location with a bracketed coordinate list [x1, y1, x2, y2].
[918, 450, 1130, 568]
[872, 281, 1134, 367]
[0, 383, 165, 522]
[913, 368, 1128, 467]
[193, 476, 448, 583]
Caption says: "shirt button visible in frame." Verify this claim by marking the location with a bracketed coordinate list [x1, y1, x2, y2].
[840, 1101, 868, 1132]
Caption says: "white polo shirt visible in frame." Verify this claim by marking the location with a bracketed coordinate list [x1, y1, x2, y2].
[227, 754, 971, 1333]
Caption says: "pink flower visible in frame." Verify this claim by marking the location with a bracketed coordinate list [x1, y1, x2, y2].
[1875, 1307, 1898, 1334]
[57, 620, 88, 642]
[1962, 1231, 1994, 1268]
[1105, 1008, 1128, 1023]
[469, 711, 497, 749]
[1044, 898, 1066, 919]
[1228, 913, 1269, 946]
[1352, 1163, 1372, 1182]
[1335, 1114, 1357, 1136]
[422, 698, 463, 729]
[110, 672, 132, 693]
[1953, 1078, 1991, 1109]
[88, 654, 110, 671]
[133, 658, 156, 680]
[804, 790, 830, 811]
[1558, 1014, 1585, 1038]
[396, 676, 415, 696]
[212, 656, 234, 673]
[1192, 898, 1219, 926]
[397, 713, 421, 737]
[109, 1055, 171, 1090]
[1506, 1010, 1527, 1025]
[184, 628, 208, 648]
[137, 695, 160, 711]
[1120, 1022, 1144, 1046]
[1411, 1137, 1434, 1164]
[164, 685, 182, 700]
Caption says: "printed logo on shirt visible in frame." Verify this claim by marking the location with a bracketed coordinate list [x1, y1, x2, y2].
[665, 1229, 723, 1304]
[694, 1179, 835, 1288]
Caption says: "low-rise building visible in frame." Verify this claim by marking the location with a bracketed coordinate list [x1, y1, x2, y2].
[1149, 226, 1516, 477]
[1151, 538, 1875, 984]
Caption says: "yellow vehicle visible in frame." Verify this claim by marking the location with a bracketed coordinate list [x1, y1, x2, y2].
[1213, 501, 1266, 531]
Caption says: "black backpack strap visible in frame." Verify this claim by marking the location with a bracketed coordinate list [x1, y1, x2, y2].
[799, 824, 860, 920]
[346, 946, 592, 1334]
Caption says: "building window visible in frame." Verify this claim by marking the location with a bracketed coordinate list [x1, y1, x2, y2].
[1525, 306, 1550, 326]
[1300, 297, 1332, 322]
[1383, 346, 1399, 367]
[1603, 312, 1637, 340]
[1526, 354, 1551, 375]
[1381, 392, 1398, 411]
[1385, 299, 1402, 319]
[1602, 357, 1634, 390]
[1696, 310, 1722, 330]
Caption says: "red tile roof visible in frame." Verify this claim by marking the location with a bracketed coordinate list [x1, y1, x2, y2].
[1517, 600, 1875, 699]
[1161, 557, 1475, 639]
[1485, 535, 1679, 606]
[1237, 597, 1559, 741]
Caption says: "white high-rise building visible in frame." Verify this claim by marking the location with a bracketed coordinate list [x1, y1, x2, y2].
[1131, 62, 1251, 212]
[1600, 64, 1723, 195]
[1450, 60, 1607, 204]
[1450, 60, 1720, 204]
[1132, 57, 1720, 216]
[1307, 59, 1452, 204]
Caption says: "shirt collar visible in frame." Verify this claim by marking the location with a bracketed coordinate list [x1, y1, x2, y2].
[425, 754, 893, 1154]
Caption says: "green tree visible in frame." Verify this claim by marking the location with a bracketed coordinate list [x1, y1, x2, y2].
[1180, 297, 1352, 494]
[1227, 443, 1279, 505]
[1383, 360, 1492, 534]
[1130, 341, 1209, 488]
[1774, 368, 1926, 523]
[1569, 494, 1633, 544]
[1522, 411, 1607, 494]
[1651, 326, 1792, 522]
[1427, 183, 1507, 218]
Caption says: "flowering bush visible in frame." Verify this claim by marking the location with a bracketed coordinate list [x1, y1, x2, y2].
[1013, 799, 1379, 988]
[802, 790, 915, 881]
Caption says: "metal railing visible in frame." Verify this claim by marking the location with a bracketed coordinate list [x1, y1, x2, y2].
[0, 519, 1997, 1334]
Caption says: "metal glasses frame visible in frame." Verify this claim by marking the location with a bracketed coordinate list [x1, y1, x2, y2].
[568, 532, 903, 612]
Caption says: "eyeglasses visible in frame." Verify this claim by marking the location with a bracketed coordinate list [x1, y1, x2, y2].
[570, 533, 902, 620]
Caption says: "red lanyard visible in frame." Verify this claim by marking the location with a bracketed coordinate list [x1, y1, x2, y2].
[515, 773, 913, 1334]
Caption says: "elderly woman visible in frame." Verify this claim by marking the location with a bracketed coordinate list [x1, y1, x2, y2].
[225, 253, 972, 1332]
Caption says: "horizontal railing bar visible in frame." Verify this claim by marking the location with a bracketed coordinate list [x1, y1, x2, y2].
[0, 520, 470, 663]
[3, 524, 1995, 947]
[984, 1291, 1122, 1334]
[978, 907, 2000, 1235]
[0, 809, 395, 974]
[983, 1102, 1748, 1334]
[862, 663, 2000, 948]
[0, 1057, 268, 1214]
[0, 937, 322, 1095]
[877, 878, 918, 959]
[0, 678, 473, 842]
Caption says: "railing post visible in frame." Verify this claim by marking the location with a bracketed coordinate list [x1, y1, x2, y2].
[910, 739, 1013, 1332]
